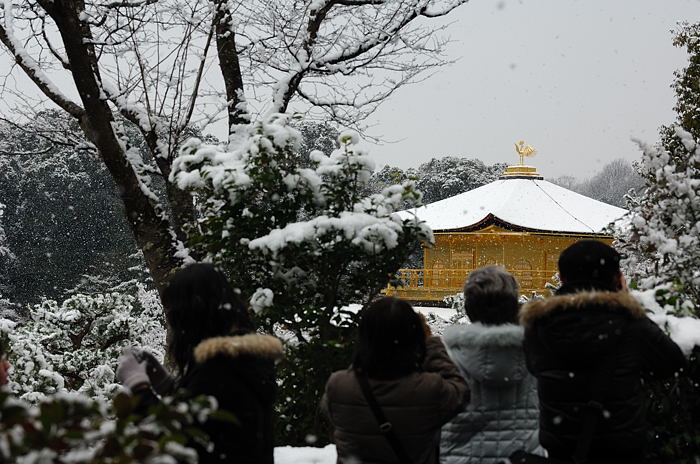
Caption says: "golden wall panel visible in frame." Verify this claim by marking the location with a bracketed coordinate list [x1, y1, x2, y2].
[389, 230, 613, 301]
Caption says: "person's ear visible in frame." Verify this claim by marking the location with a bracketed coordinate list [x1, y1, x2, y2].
[612, 271, 625, 292]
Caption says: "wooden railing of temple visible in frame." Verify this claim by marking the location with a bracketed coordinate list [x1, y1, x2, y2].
[383, 268, 554, 302]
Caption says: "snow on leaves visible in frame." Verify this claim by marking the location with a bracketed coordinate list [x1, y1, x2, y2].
[620, 127, 700, 311]
[3, 286, 165, 403]
[171, 114, 432, 336]
[0, 387, 218, 463]
[617, 23, 700, 314]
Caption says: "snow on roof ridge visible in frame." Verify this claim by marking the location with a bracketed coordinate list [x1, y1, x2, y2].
[398, 177, 627, 234]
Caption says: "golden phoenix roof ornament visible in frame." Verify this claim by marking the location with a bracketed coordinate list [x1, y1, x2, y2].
[514, 140, 537, 165]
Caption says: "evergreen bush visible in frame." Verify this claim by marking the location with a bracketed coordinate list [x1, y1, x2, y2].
[171, 114, 433, 444]
[616, 22, 700, 461]
[3, 285, 165, 403]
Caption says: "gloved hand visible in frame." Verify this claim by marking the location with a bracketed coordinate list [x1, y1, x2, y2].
[140, 350, 174, 396]
[116, 347, 150, 392]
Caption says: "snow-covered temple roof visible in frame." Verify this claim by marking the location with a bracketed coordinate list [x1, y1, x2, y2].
[398, 165, 627, 234]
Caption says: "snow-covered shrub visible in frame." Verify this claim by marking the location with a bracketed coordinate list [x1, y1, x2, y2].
[618, 126, 700, 314]
[442, 293, 470, 325]
[4, 285, 165, 403]
[632, 287, 700, 463]
[171, 115, 432, 444]
[443, 292, 464, 311]
[615, 22, 700, 462]
[617, 23, 700, 313]
[0, 387, 220, 463]
[635, 287, 700, 357]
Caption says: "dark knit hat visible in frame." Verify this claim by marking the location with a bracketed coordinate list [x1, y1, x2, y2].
[558, 240, 621, 289]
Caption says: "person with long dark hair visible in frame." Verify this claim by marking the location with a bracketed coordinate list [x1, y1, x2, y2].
[440, 266, 541, 463]
[321, 297, 469, 464]
[116, 263, 283, 464]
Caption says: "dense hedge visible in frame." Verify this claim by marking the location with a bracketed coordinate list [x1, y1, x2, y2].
[645, 346, 700, 462]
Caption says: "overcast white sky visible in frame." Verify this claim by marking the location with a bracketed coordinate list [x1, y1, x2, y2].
[2, 0, 699, 180]
[365, 0, 700, 179]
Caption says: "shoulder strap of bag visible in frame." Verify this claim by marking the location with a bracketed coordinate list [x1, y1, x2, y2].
[571, 339, 620, 464]
[355, 371, 413, 464]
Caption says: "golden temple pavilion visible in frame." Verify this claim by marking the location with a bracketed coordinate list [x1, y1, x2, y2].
[385, 143, 627, 301]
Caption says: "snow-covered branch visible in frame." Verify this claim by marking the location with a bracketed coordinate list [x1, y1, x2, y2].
[249, 0, 467, 126]
[0, 2, 84, 117]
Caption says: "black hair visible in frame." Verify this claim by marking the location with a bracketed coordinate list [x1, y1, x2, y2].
[162, 263, 253, 375]
[558, 240, 621, 292]
[353, 297, 426, 380]
[463, 266, 519, 325]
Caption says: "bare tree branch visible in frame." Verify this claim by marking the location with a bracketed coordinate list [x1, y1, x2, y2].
[0, 4, 84, 117]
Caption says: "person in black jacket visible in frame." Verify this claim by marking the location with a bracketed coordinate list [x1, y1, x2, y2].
[116, 263, 282, 464]
[519, 240, 686, 463]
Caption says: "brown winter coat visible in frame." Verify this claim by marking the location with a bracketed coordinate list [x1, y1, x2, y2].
[321, 336, 470, 464]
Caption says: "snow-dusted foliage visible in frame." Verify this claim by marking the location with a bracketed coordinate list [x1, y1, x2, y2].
[172, 115, 432, 333]
[0, 203, 12, 263]
[613, 23, 700, 463]
[633, 287, 700, 356]
[172, 115, 432, 444]
[617, 23, 700, 313]
[368, 157, 506, 205]
[619, 128, 700, 312]
[0, 387, 218, 463]
[3, 285, 165, 403]
[0, 202, 15, 317]
[0, 112, 142, 305]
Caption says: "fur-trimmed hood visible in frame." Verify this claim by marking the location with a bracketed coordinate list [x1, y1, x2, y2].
[519, 291, 648, 364]
[443, 323, 528, 386]
[443, 323, 524, 349]
[519, 291, 646, 329]
[194, 333, 284, 364]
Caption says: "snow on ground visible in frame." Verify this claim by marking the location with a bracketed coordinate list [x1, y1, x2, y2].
[342, 303, 457, 321]
[340, 304, 459, 335]
[414, 306, 458, 320]
[274, 445, 336, 464]
[414, 306, 460, 336]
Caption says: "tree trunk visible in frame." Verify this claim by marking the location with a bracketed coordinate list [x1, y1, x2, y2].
[45, 0, 181, 296]
[142, 130, 197, 245]
[212, 0, 248, 128]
